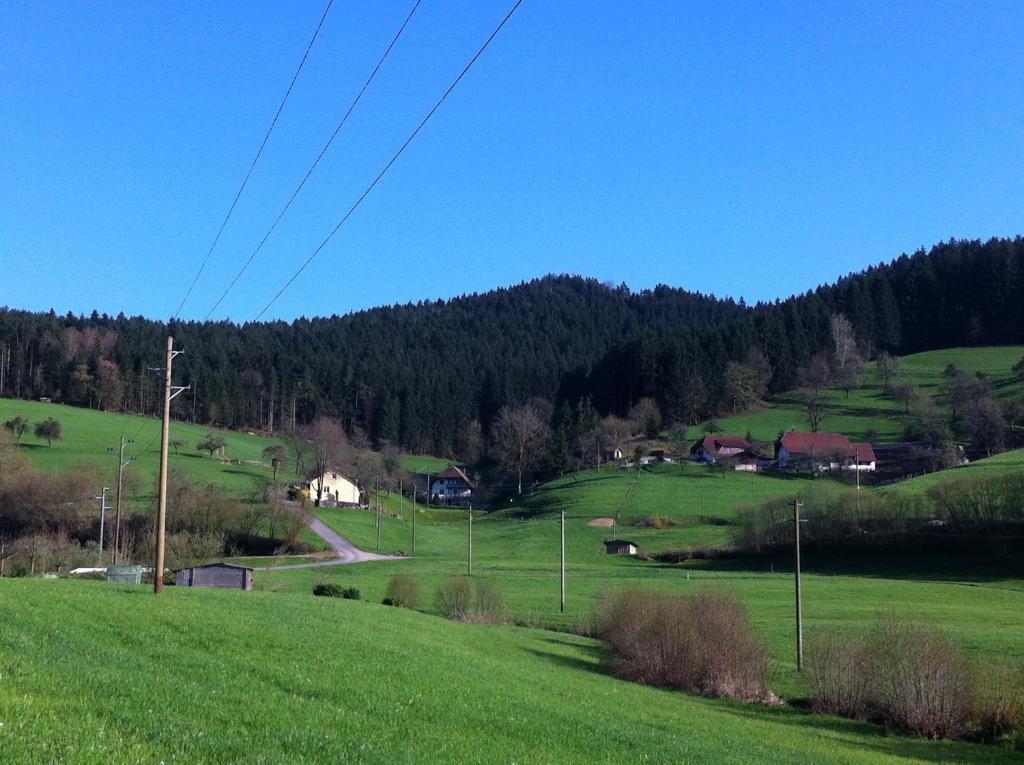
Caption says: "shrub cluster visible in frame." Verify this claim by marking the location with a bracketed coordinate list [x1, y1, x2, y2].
[313, 583, 345, 598]
[382, 573, 421, 608]
[593, 588, 774, 704]
[436, 577, 508, 623]
[810, 619, 1024, 742]
[312, 583, 360, 599]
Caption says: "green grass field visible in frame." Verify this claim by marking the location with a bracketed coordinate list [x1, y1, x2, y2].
[4, 347, 1024, 762]
[2, 578, 1020, 765]
[714, 345, 1024, 443]
[0, 397, 297, 498]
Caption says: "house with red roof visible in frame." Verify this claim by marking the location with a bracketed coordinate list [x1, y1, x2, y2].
[430, 464, 475, 506]
[776, 432, 876, 472]
[691, 434, 752, 465]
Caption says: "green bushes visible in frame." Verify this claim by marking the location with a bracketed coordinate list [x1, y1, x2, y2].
[436, 577, 507, 623]
[593, 588, 774, 704]
[810, 619, 1024, 742]
[383, 573, 421, 608]
[313, 583, 360, 600]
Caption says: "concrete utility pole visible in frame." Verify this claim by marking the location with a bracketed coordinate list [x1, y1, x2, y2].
[467, 504, 473, 576]
[559, 507, 566, 613]
[375, 476, 382, 552]
[96, 487, 110, 565]
[154, 336, 188, 596]
[109, 436, 133, 565]
[794, 499, 805, 671]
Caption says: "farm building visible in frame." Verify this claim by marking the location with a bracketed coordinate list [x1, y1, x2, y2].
[647, 448, 673, 463]
[430, 465, 475, 507]
[776, 432, 877, 472]
[174, 563, 253, 591]
[604, 539, 638, 556]
[307, 470, 360, 507]
[691, 434, 751, 464]
[602, 446, 624, 462]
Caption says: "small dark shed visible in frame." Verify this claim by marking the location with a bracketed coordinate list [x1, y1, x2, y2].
[175, 562, 254, 591]
[604, 539, 638, 556]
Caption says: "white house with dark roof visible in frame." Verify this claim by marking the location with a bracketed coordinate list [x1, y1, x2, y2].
[430, 465, 475, 506]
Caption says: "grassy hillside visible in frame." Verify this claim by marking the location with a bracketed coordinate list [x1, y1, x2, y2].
[882, 447, 1024, 496]
[2, 578, 1020, 765]
[713, 345, 1024, 443]
[0, 397, 295, 498]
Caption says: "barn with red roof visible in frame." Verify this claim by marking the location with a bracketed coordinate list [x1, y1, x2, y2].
[777, 432, 876, 472]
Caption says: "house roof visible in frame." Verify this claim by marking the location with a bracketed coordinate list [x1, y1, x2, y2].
[436, 464, 475, 489]
[851, 443, 877, 462]
[695, 434, 751, 453]
[175, 562, 253, 573]
[780, 431, 853, 456]
[309, 470, 357, 486]
[604, 539, 638, 547]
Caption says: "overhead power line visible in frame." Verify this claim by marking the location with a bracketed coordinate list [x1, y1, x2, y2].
[204, 0, 423, 320]
[172, 0, 336, 320]
[253, 0, 525, 321]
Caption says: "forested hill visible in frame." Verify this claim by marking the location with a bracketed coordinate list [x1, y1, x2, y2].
[1, 238, 1022, 457]
[0, 277, 744, 452]
[583, 238, 1024, 422]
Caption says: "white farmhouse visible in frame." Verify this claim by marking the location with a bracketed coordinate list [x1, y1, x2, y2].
[308, 470, 361, 507]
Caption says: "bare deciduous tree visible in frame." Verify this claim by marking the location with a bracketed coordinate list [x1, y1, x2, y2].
[302, 417, 347, 506]
[491, 403, 551, 495]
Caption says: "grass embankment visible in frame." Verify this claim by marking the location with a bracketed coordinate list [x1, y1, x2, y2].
[1, 578, 1019, 765]
[713, 345, 1024, 442]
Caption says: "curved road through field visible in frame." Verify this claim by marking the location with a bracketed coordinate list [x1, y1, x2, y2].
[255, 507, 401, 570]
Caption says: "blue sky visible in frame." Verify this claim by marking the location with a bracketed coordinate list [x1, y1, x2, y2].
[2, 1, 1023, 322]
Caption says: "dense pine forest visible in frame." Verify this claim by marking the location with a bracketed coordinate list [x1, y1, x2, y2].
[1, 237, 1022, 457]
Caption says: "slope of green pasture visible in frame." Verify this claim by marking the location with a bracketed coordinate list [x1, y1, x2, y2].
[0, 397, 296, 498]
[881, 447, 1024, 496]
[713, 345, 1024, 443]
[400, 453, 451, 474]
[2, 578, 1020, 765]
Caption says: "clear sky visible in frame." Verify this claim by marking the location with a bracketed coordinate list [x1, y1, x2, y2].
[2, 1, 1023, 322]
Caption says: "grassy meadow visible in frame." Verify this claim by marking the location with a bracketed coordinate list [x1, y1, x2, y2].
[0, 397, 295, 498]
[2, 578, 1021, 765]
[3, 346, 1024, 762]
[713, 345, 1024, 443]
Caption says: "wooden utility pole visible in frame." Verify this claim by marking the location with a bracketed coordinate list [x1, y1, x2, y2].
[794, 499, 804, 671]
[559, 507, 566, 613]
[467, 504, 473, 576]
[154, 336, 187, 595]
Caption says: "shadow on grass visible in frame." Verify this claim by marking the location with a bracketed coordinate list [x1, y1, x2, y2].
[654, 553, 1024, 586]
[717, 703, 1013, 764]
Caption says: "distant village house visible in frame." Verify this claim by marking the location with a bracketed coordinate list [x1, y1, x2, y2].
[776, 432, 876, 472]
[691, 434, 752, 465]
[307, 470, 360, 507]
[430, 465, 475, 507]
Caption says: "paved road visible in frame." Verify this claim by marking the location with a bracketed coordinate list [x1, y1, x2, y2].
[255, 510, 401, 571]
